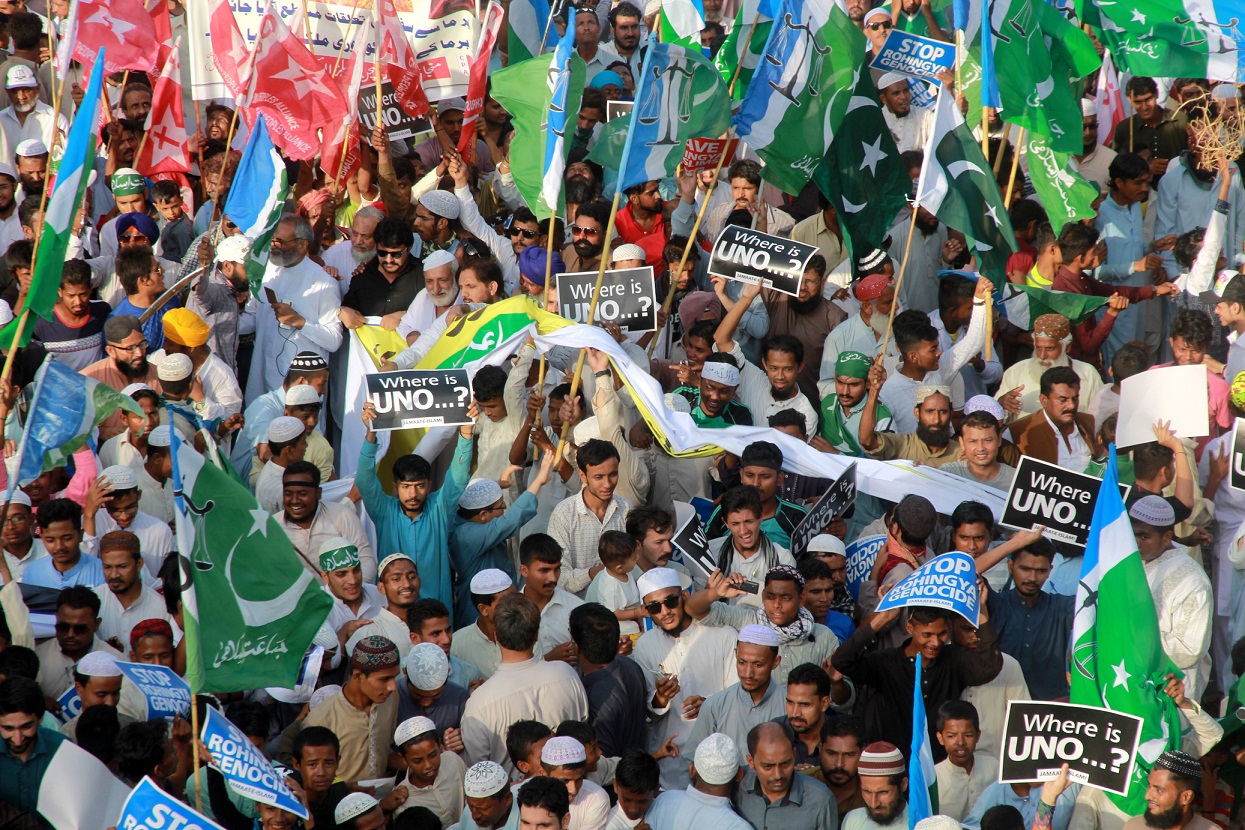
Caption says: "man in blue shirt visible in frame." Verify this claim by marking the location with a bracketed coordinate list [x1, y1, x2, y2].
[21, 498, 103, 590]
[359, 399, 476, 608]
[0, 676, 68, 829]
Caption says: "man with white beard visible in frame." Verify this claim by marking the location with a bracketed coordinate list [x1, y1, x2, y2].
[246, 213, 344, 405]
[995, 314, 1104, 421]
[397, 250, 460, 343]
[321, 206, 386, 297]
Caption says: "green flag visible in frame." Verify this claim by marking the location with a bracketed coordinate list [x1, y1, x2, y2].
[998, 283, 1110, 330]
[714, 5, 772, 100]
[1071, 449, 1183, 815]
[173, 441, 333, 694]
[812, 71, 912, 264]
[1074, 0, 1243, 82]
[1024, 133, 1099, 234]
[915, 89, 1017, 285]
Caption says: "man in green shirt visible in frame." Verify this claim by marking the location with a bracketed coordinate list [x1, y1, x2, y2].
[674, 353, 754, 428]
[820, 351, 893, 456]
[891, 0, 949, 41]
[0, 676, 67, 829]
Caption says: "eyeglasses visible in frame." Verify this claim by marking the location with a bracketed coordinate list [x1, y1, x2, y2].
[571, 224, 601, 238]
[510, 227, 538, 239]
[1083, 121, 1099, 130]
[376, 248, 406, 260]
[111, 339, 148, 354]
[643, 595, 681, 615]
[119, 232, 148, 242]
[867, 20, 892, 30]
[2, 513, 28, 525]
[55, 622, 91, 635]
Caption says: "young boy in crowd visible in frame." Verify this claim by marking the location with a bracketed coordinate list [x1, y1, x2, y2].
[585, 530, 645, 637]
[508, 719, 553, 781]
[152, 180, 193, 264]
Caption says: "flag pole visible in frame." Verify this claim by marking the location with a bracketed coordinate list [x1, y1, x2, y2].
[882, 204, 920, 352]
[373, 0, 384, 132]
[331, 16, 358, 76]
[190, 694, 204, 812]
[991, 122, 1009, 175]
[46, 22, 59, 118]
[1004, 127, 1024, 205]
[193, 102, 205, 172]
[536, 2, 558, 56]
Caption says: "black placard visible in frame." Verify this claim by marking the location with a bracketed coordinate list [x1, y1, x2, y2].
[1001, 701, 1142, 796]
[556, 267, 658, 332]
[358, 81, 432, 141]
[672, 511, 714, 580]
[1231, 418, 1245, 492]
[1001, 456, 1129, 548]
[366, 369, 471, 431]
[790, 463, 857, 555]
[708, 225, 819, 297]
[606, 100, 633, 122]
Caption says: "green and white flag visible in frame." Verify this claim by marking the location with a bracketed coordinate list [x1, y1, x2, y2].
[713, 0, 772, 99]
[1025, 133, 1099, 234]
[1070, 449, 1183, 815]
[173, 439, 333, 694]
[812, 71, 911, 264]
[915, 88, 1017, 284]
[731, 0, 865, 194]
[998, 282, 1109, 330]
[1074, 0, 1245, 82]
[221, 114, 289, 295]
[506, 0, 553, 65]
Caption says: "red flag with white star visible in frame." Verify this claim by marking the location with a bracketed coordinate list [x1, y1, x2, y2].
[209, 0, 252, 102]
[457, 1, 504, 157]
[136, 39, 191, 176]
[73, 0, 156, 74]
[320, 13, 370, 186]
[149, 0, 176, 72]
[376, 0, 431, 119]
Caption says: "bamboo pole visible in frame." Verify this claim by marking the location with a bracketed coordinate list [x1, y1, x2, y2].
[190, 694, 204, 813]
[881, 206, 921, 352]
[209, 108, 241, 247]
[991, 122, 1010, 175]
[1004, 128, 1025, 205]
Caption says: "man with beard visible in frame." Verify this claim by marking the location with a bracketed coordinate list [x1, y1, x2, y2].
[14, 140, 45, 200]
[320, 205, 383, 291]
[879, 74, 933, 154]
[279, 465, 375, 580]
[83, 316, 163, 442]
[247, 213, 343, 404]
[564, 199, 612, 272]
[842, 743, 908, 830]
[1073, 98, 1117, 191]
[862, 378, 962, 467]
[631, 568, 737, 789]
[607, 4, 642, 75]
[413, 189, 468, 257]
[184, 232, 251, 376]
[33, 260, 109, 371]
[774, 663, 833, 768]
[397, 250, 460, 342]
[1006, 366, 1096, 468]
[761, 254, 847, 399]
[93, 531, 177, 652]
[562, 160, 602, 222]
[34, 586, 121, 700]
[817, 717, 866, 815]
[820, 351, 894, 457]
[997, 314, 1103, 420]
[704, 160, 794, 243]
[0, 65, 67, 165]
[0, 676, 68, 822]
[1122, 751, 1214, 830]
[340, 217, 423, 330]
[818, 270, 895, 398]
[735, 721, 838, 830]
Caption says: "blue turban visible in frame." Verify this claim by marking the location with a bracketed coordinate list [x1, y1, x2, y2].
[116, 212, 160, 245]
[519, 246, 566, 287]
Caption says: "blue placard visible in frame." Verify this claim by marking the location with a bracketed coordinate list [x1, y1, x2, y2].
[116, 662, 191, 721]
[845, 534, 887, 600]
[869, 30, 956, 81]
[201, 707, 310, 820]
[874, 551, 980, 626]
[118, 776, 226, 830]
[907, 78, 937, 108]
[56, 686, 82, 725]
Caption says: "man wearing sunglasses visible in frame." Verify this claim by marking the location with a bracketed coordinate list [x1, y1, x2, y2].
[34, 585, 122, 702]
[564, 201, 612, 273]
[340, 217, 423, 332]
[631, 567, 739, 791]
[861, 9, 892, 62]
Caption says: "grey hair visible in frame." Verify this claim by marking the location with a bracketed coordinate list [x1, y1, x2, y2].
[278, 213, 314, 244]
[354, 206, 385, 224]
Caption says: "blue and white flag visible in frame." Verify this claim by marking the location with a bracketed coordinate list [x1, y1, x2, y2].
[874, 551, 980, 626]
[910, 654, 938, 829]
[119, 777, 227, 830]
[201, 707, 310, 819]
[542, 9, 578, 214]
[221, 113, 289, 288]
[662, 0, 706, 40]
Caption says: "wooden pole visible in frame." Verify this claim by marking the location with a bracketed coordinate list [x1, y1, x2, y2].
[193, 101, 205, 172]
[1004, 128, 1025, 205]
[46, 22, 59, 118]
[881, 206, 921, 352]
[991, 122, 1010, 175]
[981, 106, 989, 158]
[373, 0, 384, 133]
[331, 16, 358, 76]
[190, 694, 204, 813]
[983, 292, 993, 361]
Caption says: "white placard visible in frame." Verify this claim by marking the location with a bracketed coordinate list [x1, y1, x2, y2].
[37, 740, 132, 830]
[1115, 364, 1209, 448]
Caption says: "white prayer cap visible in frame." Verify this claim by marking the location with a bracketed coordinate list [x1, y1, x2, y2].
[420, 189, 461, 220]
[14, 138, 45, 157]
[916, 817, 963, 830]
[0, 301, 12, 327]
[1212, 83, 1239, 101]
[0, 163, 16, 183]
[268, 415, 305, 443]
[541, 736, 587, 766]
[309, 684, 340, 711]
[470, 569, 513, 595]
[156, 353, 193, 382]
[76, 651, 122, 677]
[405, 642, 451, 691]
[459, 478, 503, 511]
[738, 624, 781, 648]
[1129, 495, 1176, 528]
[423, 249, 458, 272]
[693, 733, 740, 784]
[216, 234, 251, 264]
[378, 552, 416, 577]
[877, 72, 908, 91]
[1080, 97, 1098, 118]
[637, 567, 682, 599]
[611, 243, 646, 264]
[573, 415, 601, 445]
[120, 382, 153, 396]
[285, 385, 321, 407]
[100, 465, 139, 490]
[963, 394, 1005, 420]
[147, 425, 172, 447]
[464, 761, 510, 798]
[389, 138, 410, 157]
[394, 716, 439, 747]
[806, 534, 846, 556]
[664, 392, 691, 414]
[642, 0, 661, 16]
[864, 7, 890, 24]
[334, 793, 380, 825]
[6, 490, 30, 508]
[700, 360, 740, 387]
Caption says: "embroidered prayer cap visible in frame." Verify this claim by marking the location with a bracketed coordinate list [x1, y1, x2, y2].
[693, 733, 740, 784]
[100, 464, 139, 490]
[916, 816, 963, 830]
[573, 416, 602, 445]
[469, 569, 513, 595]
[877, 72, 907, 91]
[309, 684, 340, 711]
[700, 359, 740, 387]
[350, 636, 400, 672]
[14, 138, 46, 157]
[542, 736, 587, 766]
[1154, 750, 1202, 783]
[289, 351, 329, 372]
[854, 272, 894, 302]
[77, 651, 122, 677]
[1129, 495, 1176, 529]
[157, 353, 193, 383]
[464, 761, 510, 798]
[406, 642, 451, 691]
[766, 564, 805, 589]
[4, 65, 36, 89]
[859, 741, 906, 776]
[111, 168, 146, 196]
[460, 478, 503, 511]
[637, 567, 681, 599]
[420, 189, 461, 220]
[1081, 97, 1098, 118]
[216, 234, 252, 264]
[318, 537, 360, 573]
[334, 793, 380, 825]
[964, 394, 1005, 420]
[737, 624, 781, 648]
[518, 246, 565, 285]
[130, 618, 174, 648]
[1032, 313, 1071, 341]
[610, 243, 646, 264]
[835, 350, 873, 380]
[664, 392, 691, 414]
[268, 416, 305, 443]
[162, 308, 210, 348]
[895, 494, 937, 540]
[378, 552, 416, 578]
[99, 530, 141, 555]
[394, 716, 439, 747]
[914, 384, 952, 405]
[285, 384, 322, 407]
[807, 534, 847, 556]
[856, 248, 890, 272]
[147, 425, 173, 447]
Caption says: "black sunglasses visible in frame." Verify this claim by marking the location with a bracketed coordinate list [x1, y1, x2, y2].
[643, 595, 681, 615]
[55, 622, 91, 635]
[510, 227, 538, 239]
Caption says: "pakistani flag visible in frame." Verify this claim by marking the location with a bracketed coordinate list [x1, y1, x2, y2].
[7, 360, 143, 494]
[0, 53, 103, 349]
[985, 0, 1099, 154]
[173, 434, 333, 694]
[997, 282, 1109, 330]
[714, 0, 774, 99]
[1025, 133, 1098, 234]
[915, 88, 1017, 284]
[506, 0, 553, 64]
[1070, 447, 1183, 815]
[491, 13, 585, 220]
[732, 0, 865, 194]
[909, 654, 938, 830]
[1074, 0, 1244, 82]
[589, 41, 731, 191]
[812, 71, 911, 263]
[222, 114, 289, 295]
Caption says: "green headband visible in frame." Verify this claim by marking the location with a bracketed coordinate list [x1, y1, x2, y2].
[111, 170, 145, 197]
[319, 544, 360, 573]
[835, 350, 872, 380]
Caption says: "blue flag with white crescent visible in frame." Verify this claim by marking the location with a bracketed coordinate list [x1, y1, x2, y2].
[910, 653, 938, 828]
[542, 9, 578, 213]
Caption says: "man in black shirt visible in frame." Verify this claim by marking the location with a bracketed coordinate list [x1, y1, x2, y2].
[338, 217, 422, 330]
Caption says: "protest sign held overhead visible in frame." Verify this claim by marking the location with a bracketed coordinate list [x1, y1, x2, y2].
[116, 662, 192, 721]
[790, 463, 857, 555]
[556, 268, 658, 333]
[709, 225, 819, 297]
[672, 501, 716, 583]
[358, 80, 432, 141]
[367, 369, 473, 430]
[1003, 457, 1129, 548]
[1002, 701, 1143, 796]
[682, 137, 739, 172]
[869, 31, 955, 81]
[202, 707, 310, 820]
[875, 552, 980, 625]
[118, 777, 227, 830]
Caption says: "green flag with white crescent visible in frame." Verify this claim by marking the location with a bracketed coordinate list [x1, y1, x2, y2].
[998, 282, 1110, 330]
[1074, 0, 1244, 82]
[714, 0, 772, 99]
[1024, 133, 1100, 234]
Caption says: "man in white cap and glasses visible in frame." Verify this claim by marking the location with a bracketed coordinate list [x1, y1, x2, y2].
[397, 642, 468, 746]
[1074, 96, 1117, 191]
[0, 64, 66, 164]
[0, 489, 43, 583]
[1130, 495, 1213, 700]
[685, 624, 786, 765]
[461, 761, 520, 830]
[646, 732, 750, 830]
[392, 715, 468, 826]
[334, 792, 384, 830]
[398, 248, 459, 342]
